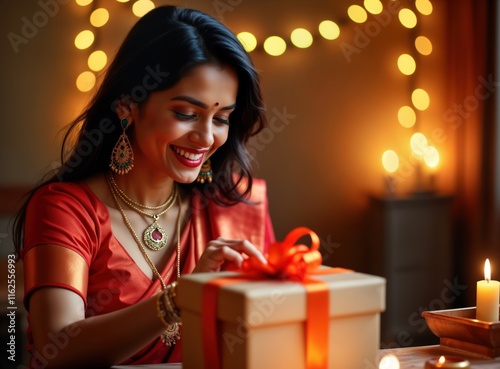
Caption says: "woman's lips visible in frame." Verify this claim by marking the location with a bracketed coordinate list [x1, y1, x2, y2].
[171, 145, 206, 168]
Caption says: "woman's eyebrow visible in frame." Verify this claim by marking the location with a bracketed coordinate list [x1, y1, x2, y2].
[170, 95, 236, 110]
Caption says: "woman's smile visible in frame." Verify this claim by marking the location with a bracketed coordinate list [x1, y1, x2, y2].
[171, 145, 207, 168]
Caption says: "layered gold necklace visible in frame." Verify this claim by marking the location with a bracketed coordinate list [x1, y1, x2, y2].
[106, 172, 182, 345]
[108, 172, 176, 251]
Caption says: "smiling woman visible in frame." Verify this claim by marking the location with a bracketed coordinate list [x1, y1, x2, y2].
[12, 5, 275, 368]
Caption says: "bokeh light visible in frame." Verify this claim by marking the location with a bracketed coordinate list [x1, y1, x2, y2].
[397, 54, 416, 76]
[398, 106, 417, 128]
[415, 36, 433, 56]
[74, 30, 95, 50]
[399, 8, 418, 29]
[263, 36, 287, 56]
[348, 5, 368, 23]
[237, 32, 258, 52]
[382, 150, 400, 173]
[88, 50, 108, 72]
[290, 28, 313, 49]
[76, 71, 96, 92]
[318, 20, 340, 40]
[90, 8, 110, 28]
[411, 88, 430, 111]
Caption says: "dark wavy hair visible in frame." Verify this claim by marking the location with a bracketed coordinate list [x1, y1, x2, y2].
[13, 5, 266, 256]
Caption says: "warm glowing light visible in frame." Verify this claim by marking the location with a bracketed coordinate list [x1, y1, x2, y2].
[76, 0, 93, 6]
[76, 71, 96, 92]
[438, 356, 446, 364]
[485, 259, 492, 281]
[237, 32, 257, 52]
[398, 106, 416, 128]
[411, 88, 430, 110]
[74, 30, 95, 50]
[382, 150, 399, 173]
[416, 0, 433, 16]
[379, 354, 400, 369]
[347, 5, 368, 23]
[116, 0, 130, 2]
[319, 20, 340, 40]
[364, 0, 383, 15]
[415, 36, 433, 56]
[88, 50, 108, 72]
[290, 28, 313, 49]
[410, 132, 428, 156]
[397, 54, 416, 75]
[263, 36, 286, 56]
[423, 146, 439, 168]
[132, 0, 155, 17]
[90, 8, 110, 28]
[399, 8, 417, 29]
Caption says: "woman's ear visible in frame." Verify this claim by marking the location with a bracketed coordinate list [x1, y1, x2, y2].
[115, 99, 138, 124]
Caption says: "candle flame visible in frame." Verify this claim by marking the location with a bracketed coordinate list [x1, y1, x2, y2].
[379, 354, 400, 369]
[485, 258, 491, 281]
[438, 356, 445, 364]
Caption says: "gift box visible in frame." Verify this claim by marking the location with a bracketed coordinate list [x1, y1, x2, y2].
[177, 268, 385, 369]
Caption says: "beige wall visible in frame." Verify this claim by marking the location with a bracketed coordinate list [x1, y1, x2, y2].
[0, 1, 451, 271]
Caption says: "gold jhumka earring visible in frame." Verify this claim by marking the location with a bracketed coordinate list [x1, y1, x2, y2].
[110, 117, 134, 175]
[196, 159, 213, 183]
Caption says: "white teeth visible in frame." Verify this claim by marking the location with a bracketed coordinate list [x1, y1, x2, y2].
[174, 146, 203, 161]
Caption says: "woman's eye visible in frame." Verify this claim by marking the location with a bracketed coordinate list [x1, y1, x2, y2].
[214, 117, 230, 125]
[174, 111, 196, 120]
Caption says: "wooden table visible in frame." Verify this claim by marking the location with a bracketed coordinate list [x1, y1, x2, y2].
[113, 345, 500, 368]
[379, 345, 500, 368]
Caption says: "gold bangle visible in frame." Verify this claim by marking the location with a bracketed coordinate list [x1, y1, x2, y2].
[156, 290, 170, 328]
[163, 283, 181, 323]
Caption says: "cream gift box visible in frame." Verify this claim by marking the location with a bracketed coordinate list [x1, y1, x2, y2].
[177, 268, 386, 369]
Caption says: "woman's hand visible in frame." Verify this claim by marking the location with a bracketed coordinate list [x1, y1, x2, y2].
[193, 238, 267, 273]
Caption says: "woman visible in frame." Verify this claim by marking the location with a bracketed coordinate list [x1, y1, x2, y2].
[13, 5, 274, 368]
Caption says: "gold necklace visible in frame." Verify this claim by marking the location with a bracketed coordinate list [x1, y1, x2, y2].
[108, 172, 177, 251]
[107, 174, 182, 345]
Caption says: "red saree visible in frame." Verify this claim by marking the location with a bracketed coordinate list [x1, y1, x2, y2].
[22, 179, 275, 366]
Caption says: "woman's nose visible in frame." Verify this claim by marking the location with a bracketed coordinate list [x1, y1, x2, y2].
[189, 119, 214, 147]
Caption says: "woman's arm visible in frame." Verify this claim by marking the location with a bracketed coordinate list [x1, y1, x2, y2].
[29, 286, 164, 369]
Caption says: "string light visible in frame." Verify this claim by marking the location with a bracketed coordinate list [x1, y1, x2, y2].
[398, 106, 416, 128]
[90, 8, 110, 28]
[318, 20, 340, 40]
[415, 36, 432, 56]
[74, 30, 94, 50]
[132, 0, 155, 18]
[397, 54, 416, 75]
[398, 8, 418, 28]
[411, 88, 430, 111]
[263, 36, 287, 56]
[290, 28, 313, 49]
[347, 5, 368, 23]
[237, 32, 258, 52]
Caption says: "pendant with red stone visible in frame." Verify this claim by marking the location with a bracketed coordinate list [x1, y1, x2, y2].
[143, 217, 168, 251]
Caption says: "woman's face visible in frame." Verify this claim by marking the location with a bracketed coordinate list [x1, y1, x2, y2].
[129, 63, 238, 183]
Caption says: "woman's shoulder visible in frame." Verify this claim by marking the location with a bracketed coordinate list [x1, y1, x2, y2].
[29, 180, 105, 217]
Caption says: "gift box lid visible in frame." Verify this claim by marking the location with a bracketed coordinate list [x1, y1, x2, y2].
[177, 268, 386, 327]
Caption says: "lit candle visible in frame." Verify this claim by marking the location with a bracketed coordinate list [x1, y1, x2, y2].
[424, 356, 470, 368]
[476, 258, 500, 322]
[379, 354, 399, 369]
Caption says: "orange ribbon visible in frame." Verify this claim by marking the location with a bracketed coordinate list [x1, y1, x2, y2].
[202, 227, 340, 369]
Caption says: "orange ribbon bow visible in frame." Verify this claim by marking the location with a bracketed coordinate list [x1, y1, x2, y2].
[202, 227, 334, 369]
